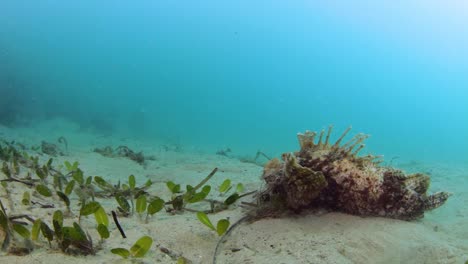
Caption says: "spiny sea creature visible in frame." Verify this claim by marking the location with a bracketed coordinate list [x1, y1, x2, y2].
[258, 126, 450, 220]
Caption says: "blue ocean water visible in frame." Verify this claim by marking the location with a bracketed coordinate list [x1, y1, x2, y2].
[1, 1, 467, 163]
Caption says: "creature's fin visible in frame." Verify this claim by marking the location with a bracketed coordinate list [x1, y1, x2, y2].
[424, 192, 451, 210]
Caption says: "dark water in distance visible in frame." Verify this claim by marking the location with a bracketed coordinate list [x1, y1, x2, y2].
[1, 1, 467, 162]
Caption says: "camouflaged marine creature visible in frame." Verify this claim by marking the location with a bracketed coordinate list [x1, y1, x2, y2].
[259, 126, 450, 220]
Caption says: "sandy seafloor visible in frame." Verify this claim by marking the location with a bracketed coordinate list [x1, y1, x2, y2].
[0, 119, 467, 264]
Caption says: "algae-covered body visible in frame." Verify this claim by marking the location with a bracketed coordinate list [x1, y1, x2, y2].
[260, 126, 450, 220]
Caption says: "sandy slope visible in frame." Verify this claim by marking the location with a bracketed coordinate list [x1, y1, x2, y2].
[0, 120, 466, 264]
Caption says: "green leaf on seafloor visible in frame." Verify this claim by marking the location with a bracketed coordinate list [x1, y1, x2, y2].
[85, 176, 92, 185]
[196, 212, 215, 231]
[65, 180, 75, 196]
[61, 227, 74, 252]
[41, 164, 49, 176]
[72, 169, 84, 184]
[187, 193, 202, 204]
[80, 201, 101, 216]
[62, 226, 79, 241]
[115, 195, 131, 213]
[177, 257, 190, 264]
[145, 179, 152, 187]
[52, 173, 63, 192]
[64, 161, 72, 171]
[219, 179, 231, 193]
[36, 184, 52, 197]
[53, 210, 64, 227]
[93, 176, 106, 186]
[201, 185, 211, 194]
[12, 223, 30, 239]
[72, 222, 87, 240]
[224, 193, 240, 205]
[56, 191, 70, 207]
[36, 168, 46, 180]
[40, 222, 54, 242]
[47, 158, 53, 167]
[22, 191, 30, 206]
[136, 195, 147, 214]
[94, 206, 109, 227]
[65, 161, 79, 171]
[187, 185, 211, 203]
[236, 183, 244, 193]
[147, 198, 165, 215]
[13, 159, 20, 174]
[0, 211, 7, 230]
[31, 219, 42, 241]
[216, 219, 230, 236]
[111, 248, 130, 259]
[2, 162, 10, 177]
[166, 181, 180, 193]
[130, 235, 153, 258]
[129, 175, 136, 189]
[97, 224, 110, 239]
[53, 219, 62, 240]
[94, 176, 112, 190]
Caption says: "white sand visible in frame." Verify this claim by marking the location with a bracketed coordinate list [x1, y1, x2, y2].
[0, 119, 467, 264]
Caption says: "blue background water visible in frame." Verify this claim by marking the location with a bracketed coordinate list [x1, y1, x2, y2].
[1, 1, 467, 162]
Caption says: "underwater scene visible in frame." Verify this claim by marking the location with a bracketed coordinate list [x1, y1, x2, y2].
[1, 1, 467, 263]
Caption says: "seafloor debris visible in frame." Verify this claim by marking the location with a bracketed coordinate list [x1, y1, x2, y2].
[57, 136, 68, 154]
[238, 151, 272, 166]
[258, 126, 450, 220]
[93, 145, 155, 165]
[216, 147, 232, 157]
[41, 141, 64, 156]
